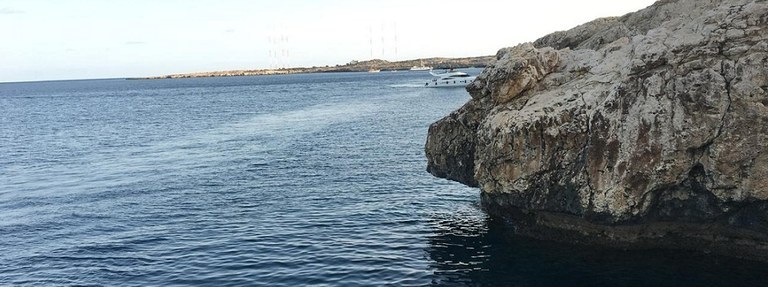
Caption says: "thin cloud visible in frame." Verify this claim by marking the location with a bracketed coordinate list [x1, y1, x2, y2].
[0, 7, 25, 15]
[124, 41, 147, 45]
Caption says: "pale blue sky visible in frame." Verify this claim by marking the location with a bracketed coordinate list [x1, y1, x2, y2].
[0, 0, 656, 82]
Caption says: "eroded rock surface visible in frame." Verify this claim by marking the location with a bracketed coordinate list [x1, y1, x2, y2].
[426, 0, 768, 259]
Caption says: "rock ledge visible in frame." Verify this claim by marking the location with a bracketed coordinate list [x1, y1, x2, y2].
[426, 0, 768, 260]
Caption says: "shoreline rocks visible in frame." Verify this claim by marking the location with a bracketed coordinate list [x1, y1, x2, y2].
[426, 0, 768, 260]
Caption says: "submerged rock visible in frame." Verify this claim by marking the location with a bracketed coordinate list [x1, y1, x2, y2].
[426, 0, 768, 260]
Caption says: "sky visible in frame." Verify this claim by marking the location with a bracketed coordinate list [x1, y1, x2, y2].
[0, 0, 657, 82]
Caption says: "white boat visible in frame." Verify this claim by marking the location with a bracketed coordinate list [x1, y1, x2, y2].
[368, 69, 381, 73]
[424, 69, 475, 88]
[410, 60, 432, 71]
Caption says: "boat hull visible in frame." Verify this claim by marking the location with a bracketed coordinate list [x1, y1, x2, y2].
[424, 77, 475, 88]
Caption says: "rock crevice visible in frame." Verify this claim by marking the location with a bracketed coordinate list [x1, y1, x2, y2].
[425, 0, 768, 260]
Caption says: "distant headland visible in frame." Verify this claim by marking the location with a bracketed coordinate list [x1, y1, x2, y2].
[131, 56, 494, 80]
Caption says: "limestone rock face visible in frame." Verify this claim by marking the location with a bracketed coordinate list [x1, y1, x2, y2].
[426, 0, 768, 259]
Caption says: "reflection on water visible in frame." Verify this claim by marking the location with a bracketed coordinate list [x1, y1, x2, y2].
[427, 204, 768, 286]
[427, 205, 491, 286]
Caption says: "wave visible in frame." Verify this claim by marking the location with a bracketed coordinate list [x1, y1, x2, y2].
[388, 83, 426, 88]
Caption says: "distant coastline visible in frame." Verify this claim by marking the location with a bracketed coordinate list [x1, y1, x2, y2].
[130, 56, 494, 80]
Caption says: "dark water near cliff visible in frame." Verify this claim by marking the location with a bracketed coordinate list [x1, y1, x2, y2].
[2, 71, 768, 286]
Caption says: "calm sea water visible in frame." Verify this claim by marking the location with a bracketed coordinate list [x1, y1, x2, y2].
[2, 71, 768, 286]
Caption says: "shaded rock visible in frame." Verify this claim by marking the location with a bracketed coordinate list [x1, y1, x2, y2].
[425, 0, 768, 260]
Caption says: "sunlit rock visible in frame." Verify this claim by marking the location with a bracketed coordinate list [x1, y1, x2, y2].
[426, 0, 768, 260]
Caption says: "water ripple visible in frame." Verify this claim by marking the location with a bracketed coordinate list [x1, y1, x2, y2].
[2, 72, 768, 286]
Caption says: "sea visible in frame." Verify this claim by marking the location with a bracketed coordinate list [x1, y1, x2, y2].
[2, 70, 768, 286]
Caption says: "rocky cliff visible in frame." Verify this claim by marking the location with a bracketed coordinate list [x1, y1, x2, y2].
[426, 0, 768, 260]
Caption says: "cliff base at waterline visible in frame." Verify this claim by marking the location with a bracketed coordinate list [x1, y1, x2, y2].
[426, 0, 768, 260]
